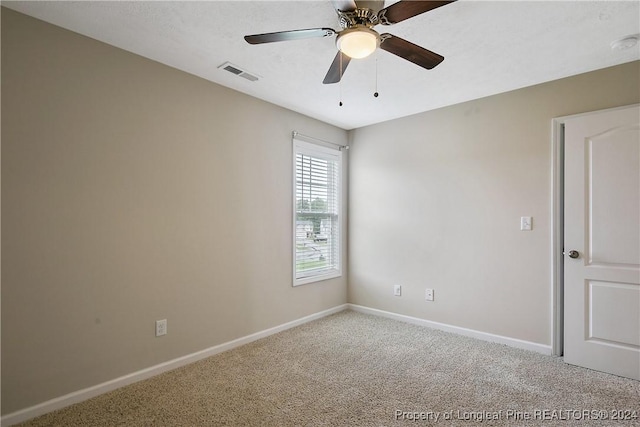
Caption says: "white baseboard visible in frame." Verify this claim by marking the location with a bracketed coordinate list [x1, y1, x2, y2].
[2, 303, 551, 426]
[1, 304, 349, 427]
[348, 304, 552, 355]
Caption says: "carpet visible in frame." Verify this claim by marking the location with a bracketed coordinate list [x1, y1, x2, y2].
[17, 310, 640, 426]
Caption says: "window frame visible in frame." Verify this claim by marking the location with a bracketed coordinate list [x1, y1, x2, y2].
[292, 138, 343, 286]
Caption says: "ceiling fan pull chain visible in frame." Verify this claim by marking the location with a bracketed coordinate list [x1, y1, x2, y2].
[339, 53, 343, 106]
[374, 50, 379, 98]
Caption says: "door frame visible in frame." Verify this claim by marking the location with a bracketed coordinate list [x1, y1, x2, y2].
[550, 103, 640, 357]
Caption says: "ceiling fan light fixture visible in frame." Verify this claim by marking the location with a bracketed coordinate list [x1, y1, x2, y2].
[336, 27, 380, 59]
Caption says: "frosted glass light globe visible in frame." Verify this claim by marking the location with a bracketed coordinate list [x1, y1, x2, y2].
[336, 27, 380, 59]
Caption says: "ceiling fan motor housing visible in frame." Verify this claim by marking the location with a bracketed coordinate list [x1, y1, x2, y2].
[338, 8, 378, 29]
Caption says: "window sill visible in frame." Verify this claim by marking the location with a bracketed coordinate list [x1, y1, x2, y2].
[294, 270, 341, 286]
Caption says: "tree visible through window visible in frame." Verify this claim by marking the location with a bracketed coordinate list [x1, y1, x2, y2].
[294, 138, 342, 285]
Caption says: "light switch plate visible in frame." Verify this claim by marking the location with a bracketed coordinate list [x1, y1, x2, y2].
[520, 216, 532, 231]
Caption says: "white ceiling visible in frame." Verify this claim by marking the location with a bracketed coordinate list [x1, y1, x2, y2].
[5, 1, 639, 130]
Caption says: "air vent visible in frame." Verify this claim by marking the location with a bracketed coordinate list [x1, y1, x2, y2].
[218, 62, 260, 82]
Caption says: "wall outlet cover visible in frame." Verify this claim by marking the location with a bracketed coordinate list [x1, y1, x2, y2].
[425, 289, 434, 301]
[156, 319, 167, 337]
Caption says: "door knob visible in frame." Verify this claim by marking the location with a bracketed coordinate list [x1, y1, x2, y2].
[566, 250, 579, 259]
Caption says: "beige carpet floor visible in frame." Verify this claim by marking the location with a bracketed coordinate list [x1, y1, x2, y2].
[18, 310, 640, 426]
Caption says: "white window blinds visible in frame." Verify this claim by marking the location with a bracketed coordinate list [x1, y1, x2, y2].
[293, 138, 342, 285]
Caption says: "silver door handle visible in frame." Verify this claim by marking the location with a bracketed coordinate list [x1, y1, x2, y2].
[565, 250, 579, 259]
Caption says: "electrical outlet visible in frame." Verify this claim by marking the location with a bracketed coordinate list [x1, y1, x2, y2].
[394, 285, 402, 296]
[425, 289, 434, 302]
[156, 319, 167, 337]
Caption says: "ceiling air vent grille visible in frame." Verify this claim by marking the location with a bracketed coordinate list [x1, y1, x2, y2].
[218, 62, 260, 82]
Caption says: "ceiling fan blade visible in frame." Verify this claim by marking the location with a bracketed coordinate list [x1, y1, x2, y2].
[379, 34, 444, 69]
[245, 28, 335, 44]
[331, 0, 357, 13]
[378, 1, 456, 25]
[323, 51, 352, 84]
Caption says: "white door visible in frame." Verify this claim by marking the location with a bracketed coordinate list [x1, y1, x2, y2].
[564, 104, 640, 380]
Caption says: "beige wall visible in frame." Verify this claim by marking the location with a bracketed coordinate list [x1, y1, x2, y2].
[1, 9, 347, 414]
[348, 61, 639, 346]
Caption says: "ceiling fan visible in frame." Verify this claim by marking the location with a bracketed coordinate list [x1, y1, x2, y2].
[244, 0, 456, 84]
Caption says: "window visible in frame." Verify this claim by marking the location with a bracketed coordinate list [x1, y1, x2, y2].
[293, 137, 342, 286]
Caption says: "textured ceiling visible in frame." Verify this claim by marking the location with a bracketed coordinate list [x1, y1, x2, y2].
[5, 1, 640, 130]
